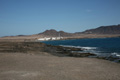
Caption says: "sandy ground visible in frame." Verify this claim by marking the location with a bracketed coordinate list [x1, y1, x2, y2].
[0, 53, 120, 80]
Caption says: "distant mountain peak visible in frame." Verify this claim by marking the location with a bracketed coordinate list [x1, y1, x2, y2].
[43, 29, 57, 33]
[38, 29, 73, 37]
[45, 29, 57, 31]
[82, 24, 120, 34]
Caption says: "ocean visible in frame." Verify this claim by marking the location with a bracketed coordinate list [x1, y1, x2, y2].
[42, 37, 120, 57]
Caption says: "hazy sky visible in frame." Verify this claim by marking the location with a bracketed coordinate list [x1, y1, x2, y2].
[0, 0, 120, 36]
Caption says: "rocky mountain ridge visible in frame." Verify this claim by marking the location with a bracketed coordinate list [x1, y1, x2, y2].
[0, 24, 120, 40]
[81, 24, 120, 34]
[38, 29, 74, 37]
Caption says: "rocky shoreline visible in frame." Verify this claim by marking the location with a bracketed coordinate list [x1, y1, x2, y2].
[0, 42, 119, 63]
[46, 45, 120, 63]
[45, 45, 96, 57]
[0, 42, 120, 80]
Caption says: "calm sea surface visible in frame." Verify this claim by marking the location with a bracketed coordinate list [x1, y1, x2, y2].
[42, 37, 120, 57]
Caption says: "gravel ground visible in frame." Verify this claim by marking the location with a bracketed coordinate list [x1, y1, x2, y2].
[0, 53, 120, 80]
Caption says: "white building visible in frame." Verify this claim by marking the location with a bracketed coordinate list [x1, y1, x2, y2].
[51, 37, 56, 40]
[45, 37, 51, 40]
[56, 37, 63, 40]
[37, 37, 63, 41]
[37, 37, 51, 41]
[38, 38, 45, 41]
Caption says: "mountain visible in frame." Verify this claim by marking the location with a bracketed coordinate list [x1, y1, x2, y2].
[81, 24, 120, 34]
[1, 24, 120, 40]
[38, 29, 74, 37]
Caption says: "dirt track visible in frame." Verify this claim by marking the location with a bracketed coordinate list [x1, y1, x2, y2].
[0, 53, 120, 80]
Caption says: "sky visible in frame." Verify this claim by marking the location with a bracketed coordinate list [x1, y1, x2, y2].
[0, 0, 120, 36]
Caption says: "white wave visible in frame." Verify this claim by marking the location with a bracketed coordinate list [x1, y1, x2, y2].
[59, 45, 100, 55]
[81, 47, 97, 50]
[111, 52, 120, 57]
[59, 45, 80, 48]
[59, 45, 97, 50]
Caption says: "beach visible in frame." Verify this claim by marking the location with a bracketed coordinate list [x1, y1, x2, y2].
[0, 53, 120, 80]
[1, 0, 120, 79]
[0, 42, 120, 80]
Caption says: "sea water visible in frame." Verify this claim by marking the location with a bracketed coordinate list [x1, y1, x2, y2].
[42, 37, 120, 57]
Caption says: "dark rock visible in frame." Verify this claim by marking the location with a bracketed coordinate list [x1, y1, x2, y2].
[106, 55, 120, 61]
[69, 52, 96, 57]
[0, 42, 46, 53]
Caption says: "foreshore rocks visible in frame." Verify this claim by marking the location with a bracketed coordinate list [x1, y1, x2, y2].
[0, 42, 119, 63]
[0, 42, 97, 57]
[0, 42, 46, 53]
[69, 52, 96, 57]
[106, 55, 120, 63]
[97, 55, 120, 63]
[45, 45, 97, 57]
[46, 45, 120, 63]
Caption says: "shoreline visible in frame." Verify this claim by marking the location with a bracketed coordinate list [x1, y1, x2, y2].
[0, 42, 120, 80]
[0, 42, 119, 63]
[0, 34, 120, 42]
[37, 35, 120, 42]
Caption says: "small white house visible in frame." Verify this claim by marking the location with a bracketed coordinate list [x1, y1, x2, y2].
[45, 37, 51, 40]
[56, 37, 60, 40]
[51, 37, 56, 40]
[56, 37, 63, 40]
[37, 37, 51, 41]
[38, 38, 45, 41]
[38, 37, 64, 41]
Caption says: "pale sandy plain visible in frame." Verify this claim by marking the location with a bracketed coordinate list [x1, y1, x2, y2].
[0, 53, 120, 80]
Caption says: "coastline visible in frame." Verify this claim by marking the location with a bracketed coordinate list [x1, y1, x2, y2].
[0, 33, 120, 42]
[0, 41, 120, 63]
[0, 42, 120, 80]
